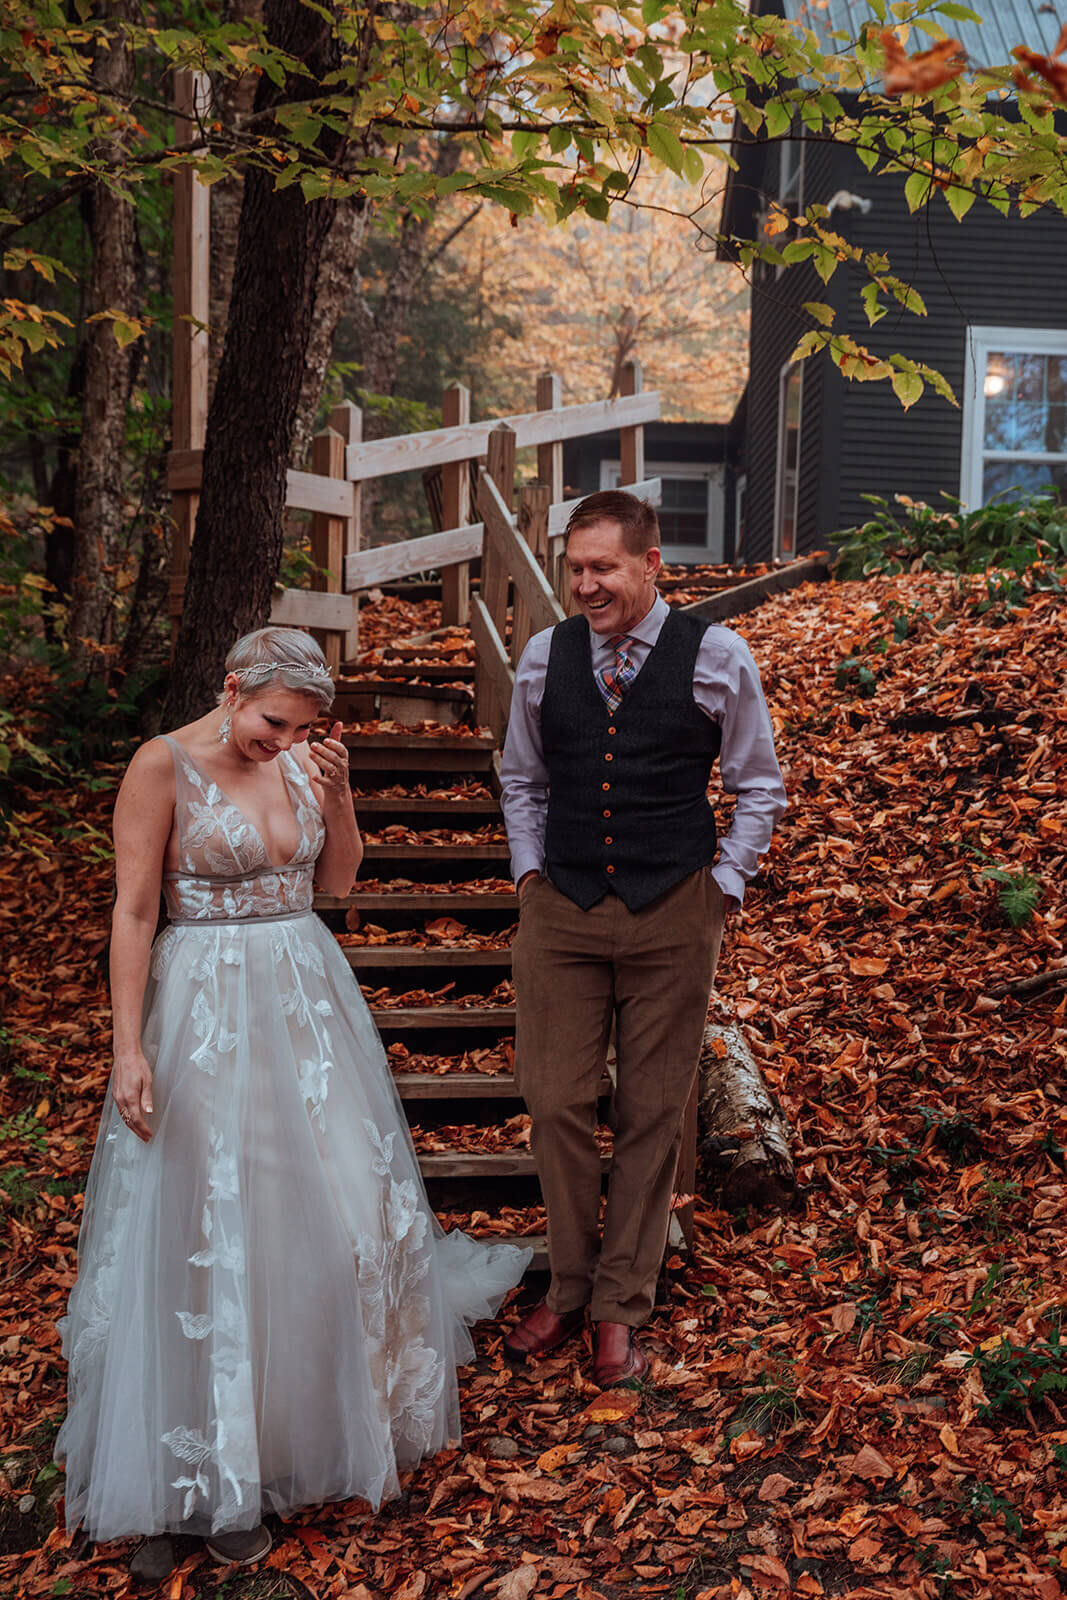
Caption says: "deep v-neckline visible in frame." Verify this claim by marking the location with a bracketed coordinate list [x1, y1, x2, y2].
[167, 737, 306, 869]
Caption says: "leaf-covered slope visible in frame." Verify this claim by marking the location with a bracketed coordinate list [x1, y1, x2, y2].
[1, 572, 1065, 1599]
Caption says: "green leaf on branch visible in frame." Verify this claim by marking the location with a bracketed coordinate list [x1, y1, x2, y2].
[891, 368, 924, 409]
[904, 172, 933, 211]
[764, 100, 792, 140]
[944, 183, 976, 221]
[861, 282, 887, 326]
[646, 120, 684, 175]
[803, 301, 835, 327]
[790, 329, 829, 364]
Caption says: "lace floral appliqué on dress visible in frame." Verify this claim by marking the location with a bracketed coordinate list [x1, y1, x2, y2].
[56, 737, 530, 1541]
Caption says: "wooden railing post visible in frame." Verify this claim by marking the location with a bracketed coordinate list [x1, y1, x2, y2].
[330, 399, 362, 663]
[310, 425, 346, 673]
[440, 383, 471, 627]
[513, 483, 551, 665]
[170, 69, 210, 642]
[619, 358, 645, 488]
[474, 424, 516, 735]
[536, 371, 564, 505]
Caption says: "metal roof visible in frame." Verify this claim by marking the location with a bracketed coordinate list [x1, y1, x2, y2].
[787, 0, 1063, 73]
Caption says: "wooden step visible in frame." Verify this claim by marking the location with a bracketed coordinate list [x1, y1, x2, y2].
[417, 1152, 611, 1178]
[362, 844, 510, 864]
[354, 643, 472, 664]
[354, 796, 499, 819]
[318, 891, 516, 914]
[343, 731, 495, 774]
[333, 681, 473, 727]
[370, 1006, 516, 1030]
[347, 947, 511, 970]
[361, 663, 475, 683]
[395, 1072, 609, 1101]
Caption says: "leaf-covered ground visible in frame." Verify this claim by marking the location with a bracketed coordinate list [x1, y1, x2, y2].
[2, 572, 1065, 1600]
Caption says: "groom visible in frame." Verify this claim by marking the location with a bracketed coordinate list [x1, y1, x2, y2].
[499, 490, 786, 1386]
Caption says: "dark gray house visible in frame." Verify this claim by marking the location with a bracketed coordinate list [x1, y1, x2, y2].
[720, 0, 1067, 562]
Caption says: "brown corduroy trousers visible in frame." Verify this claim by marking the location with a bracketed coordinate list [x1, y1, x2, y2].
[512, 866, 726, 1326]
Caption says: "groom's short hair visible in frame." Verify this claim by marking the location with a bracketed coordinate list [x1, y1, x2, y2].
[564, 491, 660, 555]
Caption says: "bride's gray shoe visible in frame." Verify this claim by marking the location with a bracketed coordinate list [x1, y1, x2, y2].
[205, 1523, 273, 1566]
[129, 1535, 180, 1585]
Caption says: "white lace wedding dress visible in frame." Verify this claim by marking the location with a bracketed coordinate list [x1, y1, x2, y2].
[57, 735, 530, 1542]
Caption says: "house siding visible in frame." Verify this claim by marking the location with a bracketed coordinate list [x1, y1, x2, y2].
[833, 170, 1067, 534]
[742, 133, 842, 561]
[742, 148, 1067, 555]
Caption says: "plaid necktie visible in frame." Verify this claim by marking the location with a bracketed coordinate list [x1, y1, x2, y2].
[596, 634, 637, 713]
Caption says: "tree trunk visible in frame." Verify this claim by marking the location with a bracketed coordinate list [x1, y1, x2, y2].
[67, 0, 140, 677]
[698, 1017, 795, 1209]
[290, 195, 369, 468]
[165, 0, 349, 726]
[207, 0, 263, 413]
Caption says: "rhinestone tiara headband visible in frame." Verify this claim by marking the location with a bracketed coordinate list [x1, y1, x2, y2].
[230, 661, 332, 685]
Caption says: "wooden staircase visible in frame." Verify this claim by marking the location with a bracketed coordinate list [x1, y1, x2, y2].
[315, 653, 557, 1269]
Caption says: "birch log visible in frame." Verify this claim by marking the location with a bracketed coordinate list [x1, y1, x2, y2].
[698, 1019, 795, 1209]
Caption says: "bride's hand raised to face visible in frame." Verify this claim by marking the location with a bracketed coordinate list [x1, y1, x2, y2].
[112, 1048, 154, 1143]
[308, 721, 350, 805]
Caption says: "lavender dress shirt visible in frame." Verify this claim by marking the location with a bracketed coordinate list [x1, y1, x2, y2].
[499, 593, 787, 907]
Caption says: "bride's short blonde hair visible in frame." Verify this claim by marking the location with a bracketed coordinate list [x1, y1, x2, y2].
[222, 627, 335, 712]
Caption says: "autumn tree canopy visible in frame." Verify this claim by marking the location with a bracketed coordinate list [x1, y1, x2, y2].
[4, 0, 1067, 696]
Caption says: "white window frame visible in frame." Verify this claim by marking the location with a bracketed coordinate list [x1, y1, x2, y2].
[961, 325, 1067, 507]
[773, 362, 803, 560]
[598, 458, 725, 564]
[775, 123, 806, 280]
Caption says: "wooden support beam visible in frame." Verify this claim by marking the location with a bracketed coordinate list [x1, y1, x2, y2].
[310, 426, 346, 673]
[469, 594, 513, 747]
[330, 399, 362, 660]
[474, 425, 517, 736]
[440, 383, 471, 627]
[344, 391, 660, 481]
[512, 482, 551, 666]
[536, 371, 564, 503]
[619, 359, 645, 488]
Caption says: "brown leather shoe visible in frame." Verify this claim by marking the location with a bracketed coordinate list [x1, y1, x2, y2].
[593, 1321, 649, 1388]
[503, 1300, 586, 1363]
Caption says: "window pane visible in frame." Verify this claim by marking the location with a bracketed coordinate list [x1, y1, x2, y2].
[982, 458, 1067, 501]
[1015, 401, 1047, 452]
[1014, 353, 1045, 403]
[659, 477, 709, 547]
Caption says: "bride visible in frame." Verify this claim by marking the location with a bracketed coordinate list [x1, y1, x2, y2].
[56, 627, 530, 1583]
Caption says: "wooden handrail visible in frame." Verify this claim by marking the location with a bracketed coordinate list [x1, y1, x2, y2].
[344, 392, 660, 482]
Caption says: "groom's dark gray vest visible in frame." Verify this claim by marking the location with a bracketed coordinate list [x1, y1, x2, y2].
[540, 610, 721, 913]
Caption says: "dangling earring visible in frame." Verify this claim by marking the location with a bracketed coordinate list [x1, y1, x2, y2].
[217, 709, 232, 744]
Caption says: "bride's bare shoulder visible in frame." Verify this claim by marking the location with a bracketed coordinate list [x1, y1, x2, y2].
[118, 735, 176, 795]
